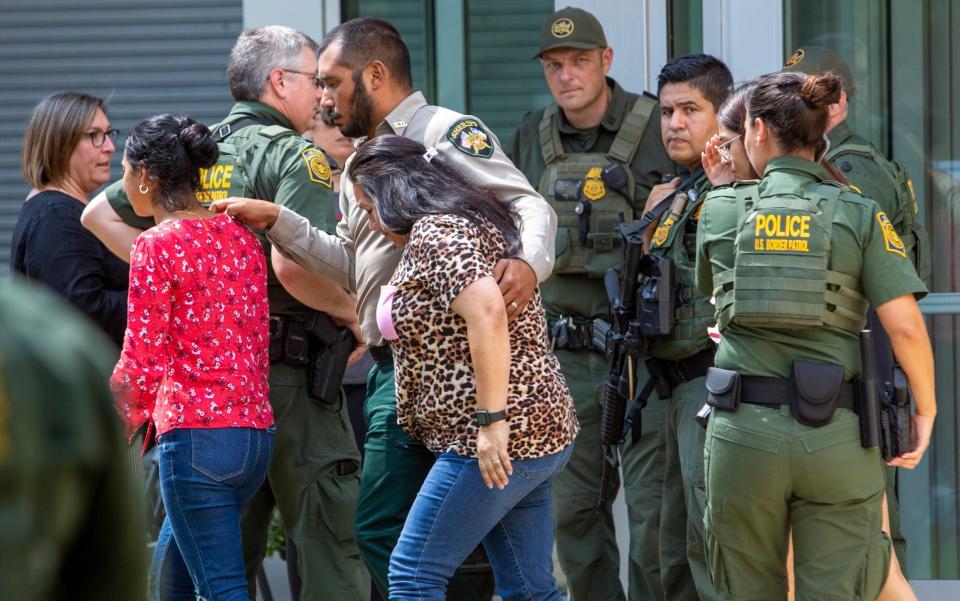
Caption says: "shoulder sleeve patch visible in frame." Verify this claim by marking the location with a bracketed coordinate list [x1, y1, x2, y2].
[446, 118, 495, 158]
[876, 211, 906, 257]
[301, 148, 332, 188]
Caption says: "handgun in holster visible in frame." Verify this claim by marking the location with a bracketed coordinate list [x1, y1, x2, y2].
[306, 312, 356, 407]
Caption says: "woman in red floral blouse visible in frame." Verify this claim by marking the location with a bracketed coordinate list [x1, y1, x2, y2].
[109, 114, 272, 601]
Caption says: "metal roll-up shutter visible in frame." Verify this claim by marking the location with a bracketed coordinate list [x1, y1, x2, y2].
[466, 0, 553, 145]
[0, 0, 242, 272]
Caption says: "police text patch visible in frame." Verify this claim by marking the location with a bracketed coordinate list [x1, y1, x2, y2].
[447, 119, 494, 158]
[302, 148, 332, 187]
[876, 212, 906, 257]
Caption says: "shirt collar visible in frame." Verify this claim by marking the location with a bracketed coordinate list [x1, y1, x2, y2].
[227, 100, 295, 131]
[759, 155, 832, 196]
[376, 91, 428, 136]
[827, 120, 854, 148]
[556, 77, 629, 134]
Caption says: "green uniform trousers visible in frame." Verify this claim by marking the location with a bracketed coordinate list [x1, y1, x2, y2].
[885, 465, 908, 576]
[659, 376, 721, 601]
[703, 404, 890, 601]
[354, 359, 482, 601]
[241, 362, 369, 601]
[554, 349, 667, 601]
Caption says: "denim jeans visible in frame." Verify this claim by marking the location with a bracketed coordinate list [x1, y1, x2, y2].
[151, 427, 274, 601]
[388, 444, 573, 601]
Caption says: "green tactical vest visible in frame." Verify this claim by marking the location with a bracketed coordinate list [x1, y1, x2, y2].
[204, 119, 318, 318]
[537, 96, 656, 277]
[826, 142, 930, 282]
[713, 181, 869, 333]
[647, 179, 716, 360]
[196, 119, 301, 205]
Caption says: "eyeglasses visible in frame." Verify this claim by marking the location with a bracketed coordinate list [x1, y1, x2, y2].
[282, 69, 322, 89]
[86, 128, 119, 148]
[715, 135, 742, 163]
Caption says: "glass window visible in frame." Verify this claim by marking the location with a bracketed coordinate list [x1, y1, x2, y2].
[669, 0, 703, 58]
[465, 0, 553, 145]
[342, 0, 435, 101]
[785, 0, 960, 581]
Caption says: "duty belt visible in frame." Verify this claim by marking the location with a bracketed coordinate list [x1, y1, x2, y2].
[550, 314, 595, 351]
[739, 376, 857, 411]
[646, 346, 716, 393]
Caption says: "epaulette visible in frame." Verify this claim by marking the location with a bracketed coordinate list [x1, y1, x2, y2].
[257, 125, 296, 140]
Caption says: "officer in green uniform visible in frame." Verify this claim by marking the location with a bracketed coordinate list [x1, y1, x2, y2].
[695, 71, 935, 601]
[782, 45, 931, 576]
[508, 8, 673, 600]
[0, 277, 147, 601]
[639, 54, 731, 601]
[81, 26, 368, 601]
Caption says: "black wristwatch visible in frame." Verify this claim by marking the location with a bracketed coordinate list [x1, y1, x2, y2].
[474, 409, 508, 426]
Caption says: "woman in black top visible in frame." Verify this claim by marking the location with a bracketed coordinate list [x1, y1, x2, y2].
[11, 92, 128, 346]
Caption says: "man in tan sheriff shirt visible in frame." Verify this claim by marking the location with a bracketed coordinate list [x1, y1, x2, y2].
[219, 17, 556, 600]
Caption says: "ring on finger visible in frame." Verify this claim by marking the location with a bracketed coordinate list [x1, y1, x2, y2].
[509, 301, 519, 309]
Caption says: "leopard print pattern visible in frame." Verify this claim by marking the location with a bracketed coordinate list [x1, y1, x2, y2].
[388, 213, 578, 459]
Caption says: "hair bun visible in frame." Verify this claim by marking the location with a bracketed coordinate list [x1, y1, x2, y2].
[799, 72, 842, 108]
[176, 116, 219, 169]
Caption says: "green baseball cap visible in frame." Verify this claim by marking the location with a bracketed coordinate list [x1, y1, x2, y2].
[535, 7, 607, 59]
[781, 46, 856, 99]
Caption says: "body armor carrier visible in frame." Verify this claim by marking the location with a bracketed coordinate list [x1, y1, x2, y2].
[537, 96, 656, 277]
[713, 182, 869, 334]
[826, 142, 930, 282]
[646, 179, 716, 360]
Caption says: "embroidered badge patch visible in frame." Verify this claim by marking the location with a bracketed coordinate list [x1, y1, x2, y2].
[876, 211, 906, 257]
[583, 166, 606, 201]
[785, 48, 805, 67]
[302, 148, 332, 187]
[651, 216, 675, 247]
[551, 18, 575, 38]
[447, 119, 494, 158]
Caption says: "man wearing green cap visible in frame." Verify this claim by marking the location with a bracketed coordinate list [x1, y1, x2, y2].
[508, 7, 673, 601]
[783, 46, 931, 578]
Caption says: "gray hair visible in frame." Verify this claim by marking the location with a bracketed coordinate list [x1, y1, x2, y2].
[227, 25, 320, 101]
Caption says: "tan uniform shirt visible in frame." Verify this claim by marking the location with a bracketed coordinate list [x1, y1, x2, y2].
[267, 91, 556, 346]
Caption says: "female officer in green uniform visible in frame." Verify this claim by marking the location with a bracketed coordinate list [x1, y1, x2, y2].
[694, 71, 936, 601]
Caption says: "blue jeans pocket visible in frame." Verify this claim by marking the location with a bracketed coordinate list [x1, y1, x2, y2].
[191, 428, 251, 482]
[512, 446, 571, 481]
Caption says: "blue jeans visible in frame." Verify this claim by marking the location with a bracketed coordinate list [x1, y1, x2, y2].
[152, 427, 274, 601]
[388, 444, 573, 601]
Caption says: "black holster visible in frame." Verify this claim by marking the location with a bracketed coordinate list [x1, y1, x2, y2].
[270, 313, 356, 407]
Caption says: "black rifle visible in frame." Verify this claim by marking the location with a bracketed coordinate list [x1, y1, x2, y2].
[592, 219, 648, 511]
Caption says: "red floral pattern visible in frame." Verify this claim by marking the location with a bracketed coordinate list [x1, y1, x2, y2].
[111, 214, 273, 439]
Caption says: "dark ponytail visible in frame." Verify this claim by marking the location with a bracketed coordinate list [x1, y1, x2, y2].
[747, 72, 841, 153]
[124, 114, 219, 211]
[349, 135, 521, 256]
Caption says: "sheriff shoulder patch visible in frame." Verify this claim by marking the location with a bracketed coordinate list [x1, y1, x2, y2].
[876, 211, 906, 257]
[447, 119, 494, 158]
[302, 148, 332, 187]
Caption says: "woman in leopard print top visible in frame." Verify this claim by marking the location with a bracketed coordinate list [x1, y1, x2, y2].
[350, 135, 578, 601]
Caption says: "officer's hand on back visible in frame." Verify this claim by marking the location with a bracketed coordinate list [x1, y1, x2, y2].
[212, 197, 281, 229]
[494, 259, 537, 322]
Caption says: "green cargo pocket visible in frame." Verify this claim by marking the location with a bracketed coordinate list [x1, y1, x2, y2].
[554, 227, 570, 273]
[710, 421, 784, 454]
[311, 463, 361, 542]
[857, 530, 891, 600]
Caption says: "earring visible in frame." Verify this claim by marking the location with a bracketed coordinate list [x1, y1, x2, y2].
[139, 184, 149, 194]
